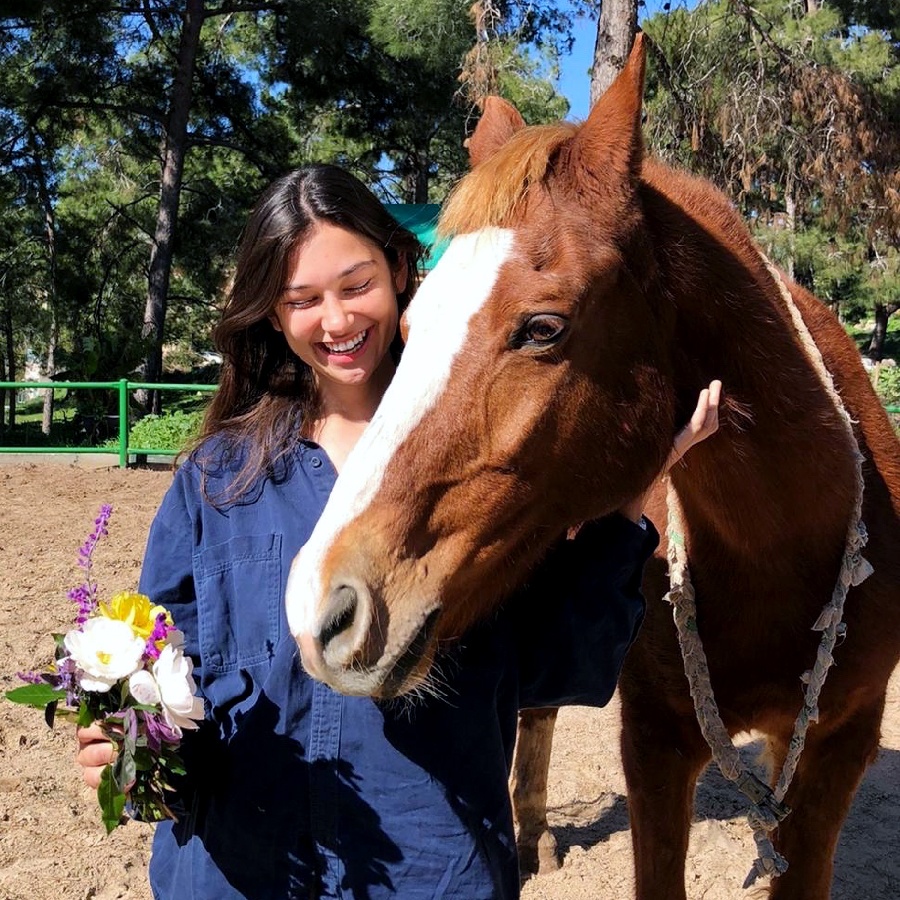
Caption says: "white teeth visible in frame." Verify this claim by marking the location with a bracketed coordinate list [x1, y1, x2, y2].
[324, 330, 368, 353]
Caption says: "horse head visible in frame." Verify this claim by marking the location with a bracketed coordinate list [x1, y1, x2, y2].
[286, 35, 679, 697]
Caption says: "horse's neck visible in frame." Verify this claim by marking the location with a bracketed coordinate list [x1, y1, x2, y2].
[644, 172, 859, 558]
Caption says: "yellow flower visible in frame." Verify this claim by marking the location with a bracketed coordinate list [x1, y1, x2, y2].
[99, 591, 173, 641]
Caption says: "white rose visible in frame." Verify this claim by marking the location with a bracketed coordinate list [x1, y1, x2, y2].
[128, 669, 161, 706]
[64, 618, 146, 693]
[152, 644, 204, 737]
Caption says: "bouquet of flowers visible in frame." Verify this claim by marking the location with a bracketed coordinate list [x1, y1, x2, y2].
[5, 504, 204, 833]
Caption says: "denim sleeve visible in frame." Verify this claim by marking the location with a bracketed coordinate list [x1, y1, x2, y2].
[512, 513, 660, 709]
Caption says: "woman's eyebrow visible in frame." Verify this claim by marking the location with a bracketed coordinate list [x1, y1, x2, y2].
[284, 259, 376, 292]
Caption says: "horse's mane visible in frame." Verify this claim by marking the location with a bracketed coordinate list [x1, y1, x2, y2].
[438, 122, 577, 237]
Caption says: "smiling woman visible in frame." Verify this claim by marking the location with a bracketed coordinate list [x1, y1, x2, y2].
[70, 161, 697, 900]
[268, 221, 404, 459]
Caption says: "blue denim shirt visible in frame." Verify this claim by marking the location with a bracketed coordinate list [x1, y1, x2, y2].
[140, 440, 657, 900]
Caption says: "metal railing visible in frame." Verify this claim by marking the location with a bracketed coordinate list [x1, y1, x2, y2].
[0, 379, 217, 467]
[1, 379, 898, 469]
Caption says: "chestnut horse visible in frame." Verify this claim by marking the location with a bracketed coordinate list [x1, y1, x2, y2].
[285, 36, 900, 899]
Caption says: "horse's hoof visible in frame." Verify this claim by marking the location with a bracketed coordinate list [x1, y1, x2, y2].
[536, 830, 562, 873]
[518, 830, 561, 879]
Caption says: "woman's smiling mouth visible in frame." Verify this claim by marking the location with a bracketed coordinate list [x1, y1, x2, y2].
[321, 328, 370, 356]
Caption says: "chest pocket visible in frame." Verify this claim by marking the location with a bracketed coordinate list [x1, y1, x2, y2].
[195, 533, 283, 675]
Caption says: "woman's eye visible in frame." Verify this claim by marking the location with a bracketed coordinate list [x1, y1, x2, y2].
[513, 313, 568, 349]
[346, 279, 372, 294]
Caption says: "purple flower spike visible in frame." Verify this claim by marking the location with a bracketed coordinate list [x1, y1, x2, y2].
[68, 505, 114, 622]
[16, 670, 44, 685]
[145, 613, 174, 660]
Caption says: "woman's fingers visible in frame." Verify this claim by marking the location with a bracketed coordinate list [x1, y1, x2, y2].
[666, 380, 722, 471]
[76, 724, 116, 789]
[76, 722, 107, 747]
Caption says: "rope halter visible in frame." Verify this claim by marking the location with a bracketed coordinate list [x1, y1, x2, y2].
[664, 252, 872, 888]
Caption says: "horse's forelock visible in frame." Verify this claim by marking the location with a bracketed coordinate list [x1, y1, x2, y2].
[438, 122, 577, 238]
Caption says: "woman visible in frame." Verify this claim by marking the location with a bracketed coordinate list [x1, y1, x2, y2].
[77, 164, 719, 899]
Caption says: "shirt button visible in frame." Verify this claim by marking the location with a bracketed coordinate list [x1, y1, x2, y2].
[310, 456, 323, 468]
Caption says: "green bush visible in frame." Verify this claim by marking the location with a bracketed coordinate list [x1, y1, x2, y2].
[874, 366, 900, 408]
[128, 410, 203, 451]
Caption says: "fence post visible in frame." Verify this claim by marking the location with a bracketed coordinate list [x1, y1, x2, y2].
[119, 379, 128, 469]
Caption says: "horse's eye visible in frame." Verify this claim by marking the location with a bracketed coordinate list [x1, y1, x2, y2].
[511, 314, 569, 350]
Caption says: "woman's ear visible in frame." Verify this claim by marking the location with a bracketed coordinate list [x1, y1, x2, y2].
[392, 253, 409, 295]
[269, 310, 283, 333]
[400, 309, 410, 344]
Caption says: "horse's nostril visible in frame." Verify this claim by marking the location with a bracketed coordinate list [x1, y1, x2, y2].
[320, 584, 358, 649]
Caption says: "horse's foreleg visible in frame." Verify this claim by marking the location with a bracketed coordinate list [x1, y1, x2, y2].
[765, 696, 884, 900]
[621, 702, 710, 900]
[511, 707, 561, 877]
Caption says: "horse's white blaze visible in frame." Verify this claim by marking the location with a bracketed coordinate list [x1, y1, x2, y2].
[286, 227, 516, 639]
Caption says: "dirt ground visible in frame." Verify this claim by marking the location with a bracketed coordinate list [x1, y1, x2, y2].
[0, 462, 898, 900]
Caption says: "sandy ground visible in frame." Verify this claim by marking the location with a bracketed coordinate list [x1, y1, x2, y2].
[0, 462, 898, 900]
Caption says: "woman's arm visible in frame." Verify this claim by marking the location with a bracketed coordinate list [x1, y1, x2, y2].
[515, 381, 722, 707]
[514, 513, 658, 708]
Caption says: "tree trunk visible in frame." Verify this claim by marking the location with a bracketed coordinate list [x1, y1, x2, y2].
[42, 326, 58, 434]
[0, 330, 6, 434]
[28, 131, 59, 436]
[413, 152, 429, 204]
[140, 0, 204, 414]
[784, 180, 796, 281]
[867, 301, 900, 361]
[590, 0, 638, 106]
[4, 305, 16, 429]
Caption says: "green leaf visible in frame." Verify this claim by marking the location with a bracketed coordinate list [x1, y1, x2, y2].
[116, 731, 137, 790]
[77, 701, 95, 728]
[97, 765, 127, 834]
[5, 684, 66, 708]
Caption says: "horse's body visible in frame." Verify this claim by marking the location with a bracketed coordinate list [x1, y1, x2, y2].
[285, 36, 900, 899]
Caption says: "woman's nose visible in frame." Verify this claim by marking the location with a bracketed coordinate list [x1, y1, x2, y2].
[320, 294, 353, 335]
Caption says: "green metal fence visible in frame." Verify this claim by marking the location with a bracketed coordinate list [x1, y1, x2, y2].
[1, 379, 898, 469]
[0, 379, 217, 468]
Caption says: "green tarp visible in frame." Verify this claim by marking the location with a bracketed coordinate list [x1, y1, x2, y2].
[385, 204, 448, 271]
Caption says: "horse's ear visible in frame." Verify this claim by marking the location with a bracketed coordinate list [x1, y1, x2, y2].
[465, 96, 526, 168]
[570, 32, 646, 188]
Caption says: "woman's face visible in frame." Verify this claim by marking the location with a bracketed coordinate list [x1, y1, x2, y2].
[270, 221, 406, 399]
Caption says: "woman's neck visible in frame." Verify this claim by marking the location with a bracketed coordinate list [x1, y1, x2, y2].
[309, 356, 396, 473]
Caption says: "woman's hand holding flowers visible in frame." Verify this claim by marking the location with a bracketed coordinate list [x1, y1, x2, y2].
[76, 722, 122, 790]
[6, 505, 204, 832]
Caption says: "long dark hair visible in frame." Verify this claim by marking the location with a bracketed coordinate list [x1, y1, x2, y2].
[194, 164, 423, 501]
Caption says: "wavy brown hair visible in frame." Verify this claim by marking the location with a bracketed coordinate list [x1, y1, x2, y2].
[193, 164, 423, 503]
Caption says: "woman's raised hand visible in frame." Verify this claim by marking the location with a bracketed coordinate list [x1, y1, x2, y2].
[617, 380, 722, 523]
[665, 379, 722, 474]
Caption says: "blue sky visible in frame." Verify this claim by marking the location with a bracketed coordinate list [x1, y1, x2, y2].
[557, 13, 597, 121]
[556, 1, 677, 121]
